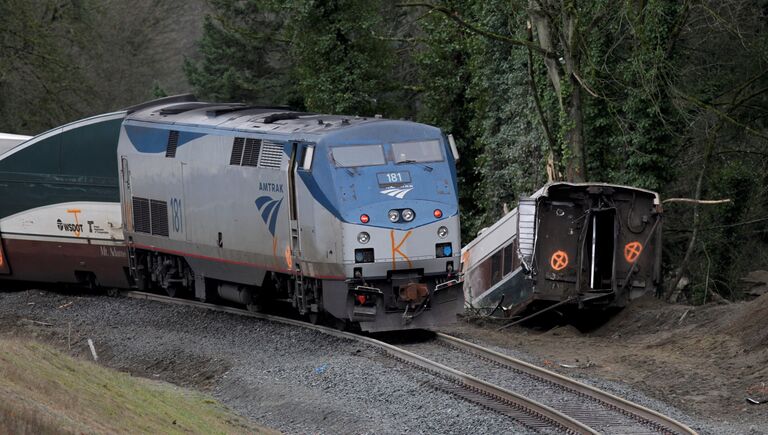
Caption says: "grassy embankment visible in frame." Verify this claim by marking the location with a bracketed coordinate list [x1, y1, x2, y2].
[0, 338, 275, 434]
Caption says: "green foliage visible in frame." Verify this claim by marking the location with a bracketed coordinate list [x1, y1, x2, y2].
[2, 0, 766, 301]
[411, 2, 482, 235]
[0, 0, 95, 133]
[463, 1, 547, 234]
[184, 0, 296, 105]
[0, 0, 210, 134]
[581, 0, 683, 192]
[283, 0, 403, 115]
[151, 81, 168, 98]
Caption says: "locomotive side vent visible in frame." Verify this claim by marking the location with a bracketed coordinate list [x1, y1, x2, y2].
[242, 138, 261, 167]
[230, 137, 245, 165]
[259, 140, 283, 169]
[165, 130, 179, 158]
[150, 200, 169, 237]
[132, 197, 151, 234]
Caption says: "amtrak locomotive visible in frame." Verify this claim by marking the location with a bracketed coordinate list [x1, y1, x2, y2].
[0, 96, 464, 331]
[118, 101, 464, 331]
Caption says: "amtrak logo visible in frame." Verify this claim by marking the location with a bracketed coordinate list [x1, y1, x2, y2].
[255, 195, 283, 236]
[380, 186, 414, 199]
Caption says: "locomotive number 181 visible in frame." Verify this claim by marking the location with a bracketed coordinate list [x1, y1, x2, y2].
[377, 171, 412, 187]
[170, 197, 183, 233]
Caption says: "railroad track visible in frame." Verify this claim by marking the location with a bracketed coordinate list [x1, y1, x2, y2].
[407, 333, 697, 435]
[122, 291, 695, 434]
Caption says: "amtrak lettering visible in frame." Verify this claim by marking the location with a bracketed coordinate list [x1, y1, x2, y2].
[259, 182, 284, 193]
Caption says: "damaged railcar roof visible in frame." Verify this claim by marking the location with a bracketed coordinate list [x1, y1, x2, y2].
[462, 182, 662, 253]
[530, 182, 661, 205]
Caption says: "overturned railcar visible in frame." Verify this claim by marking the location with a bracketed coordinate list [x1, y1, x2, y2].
[462, 183, 662, 315]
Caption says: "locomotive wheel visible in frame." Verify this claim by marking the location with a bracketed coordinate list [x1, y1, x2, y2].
[308, 311, 324, 325]
[165, 285, 178, 298]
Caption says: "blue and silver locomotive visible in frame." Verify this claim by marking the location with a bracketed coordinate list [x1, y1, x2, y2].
[117, 101, 464, 331]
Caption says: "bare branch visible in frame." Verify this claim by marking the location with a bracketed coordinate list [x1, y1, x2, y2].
[396, 2, 556, 59]
[662, 198, 731, 205]
[674, 90, 768, 142]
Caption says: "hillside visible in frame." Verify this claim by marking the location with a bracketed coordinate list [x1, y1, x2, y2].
[0, 337, 275, 434]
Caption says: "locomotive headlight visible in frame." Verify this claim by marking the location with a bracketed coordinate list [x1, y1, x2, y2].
[388, 210, 400, 222]
[357, 232, 370, 244]
[402, 208, 415, 222]
[437, 226, 449, 239]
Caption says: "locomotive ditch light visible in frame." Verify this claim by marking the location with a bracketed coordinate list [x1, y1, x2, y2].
[437, 226, 448, 239]
[360, 214, 370, 224]
[446, 261, 454, 273]
[433, 209, 442, 218]
[355, 248, 374, 263]
[402, 208, 415, 222]
[436, 242, 452, 258]
[357, 232, 370, 244]
[388, 209, 400, 222]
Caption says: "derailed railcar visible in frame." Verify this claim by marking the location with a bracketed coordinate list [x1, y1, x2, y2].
[462, 183, 662, 314]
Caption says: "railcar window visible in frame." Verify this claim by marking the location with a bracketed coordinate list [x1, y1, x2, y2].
[331, 144, 385, 167]
[503, 242, 515, 276]
[391, 139, 444, 163]
[490, 250, 503, 286]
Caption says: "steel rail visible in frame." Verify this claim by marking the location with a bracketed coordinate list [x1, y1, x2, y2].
[435, 332, 697, 435]
[122, 291, 595, 434]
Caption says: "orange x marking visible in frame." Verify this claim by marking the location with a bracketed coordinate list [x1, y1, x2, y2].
[550, 250, 568, 271]
[624, 241, 643, 263]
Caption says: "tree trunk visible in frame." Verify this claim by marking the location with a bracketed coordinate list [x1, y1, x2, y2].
[560, 2, 586, 182]
[666, 123, 722, 301]
[564, 75, 586, 182]
[526, 21, 560, 181]
[530, 0, 587, 183]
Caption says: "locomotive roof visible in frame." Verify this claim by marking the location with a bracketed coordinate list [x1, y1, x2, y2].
[126, 99, 416, 138]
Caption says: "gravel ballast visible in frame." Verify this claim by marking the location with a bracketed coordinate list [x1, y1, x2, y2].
[0, 289, 534, 434]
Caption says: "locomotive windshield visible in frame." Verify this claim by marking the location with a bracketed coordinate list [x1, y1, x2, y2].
[331, 144, 386, 167]
[391, 139, 444, 163]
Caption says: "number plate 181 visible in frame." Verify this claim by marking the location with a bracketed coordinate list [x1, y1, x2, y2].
[377, 171, 412, 187]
